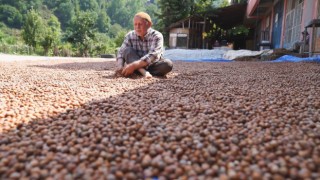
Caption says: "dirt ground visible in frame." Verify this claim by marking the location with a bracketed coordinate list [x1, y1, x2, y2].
[0, 57, 320, 179]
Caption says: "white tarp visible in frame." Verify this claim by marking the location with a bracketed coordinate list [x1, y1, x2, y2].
[164, 48, 272, 61]
[164, 49, 228, 61]
[223, 50, 266, 60]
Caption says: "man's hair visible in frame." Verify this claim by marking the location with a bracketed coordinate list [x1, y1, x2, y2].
[134, 12, 152, 24]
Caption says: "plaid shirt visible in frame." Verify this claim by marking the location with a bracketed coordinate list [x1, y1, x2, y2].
[116, 28, 164, 67]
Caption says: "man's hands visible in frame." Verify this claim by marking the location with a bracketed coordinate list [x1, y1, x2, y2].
[121, 63, 137, 77]
[116, 60, 148, 77]
[114, 67, 123, 77]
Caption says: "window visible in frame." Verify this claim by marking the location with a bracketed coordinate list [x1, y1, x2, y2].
[284, 0, 304, 48]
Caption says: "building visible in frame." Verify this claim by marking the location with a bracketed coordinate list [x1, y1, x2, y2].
[168, 2, 248, 49]
[246, 0, 320, 55]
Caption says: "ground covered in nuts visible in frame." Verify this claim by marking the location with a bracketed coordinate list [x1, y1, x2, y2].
[0, 59, 320, 179]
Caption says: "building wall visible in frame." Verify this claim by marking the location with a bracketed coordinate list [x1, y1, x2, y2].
[302, 0, 315, 28]
[246, 0, 259, 17]
[169, 28, 189, 49]
[282, 0, 304, 49]
[299, 0, 320, 53]
[247, 0, 320, 53]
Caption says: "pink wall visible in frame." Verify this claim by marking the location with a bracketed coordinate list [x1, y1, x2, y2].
[247, 0, 320, 50]
[247, 0, 260, 17]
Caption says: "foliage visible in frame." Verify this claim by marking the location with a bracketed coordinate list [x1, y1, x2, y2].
[192, 0, 217, 14]
[0, 0, 160, 56]
[41, 14, 61, 55]
[229, 25, 250, 36]
[108, 23, 125, 38]
[212, 0, 229, 8]
[97, 11, 111, 33]
[0, 23, 21, 44]
[0, 44, 34, 55]
[66, 11, 98, 57]
[0, 23, 34, 54]
[79, 0, 99, 11]
[22, 9, 46, 48]
[59, 42, 74, 57]
[146, 1, 161, 28]
[107, 0, 130, 28]
[0, 5, 23, 28]
[114, 30, 128, 48]
[0, 0, 159, 35]
[21, 9, 63, 56]
[106, 0, 152, 29]
[93, 33, 116, 56]
[51, 0, 75, 30]
[0, 29, 4, 43]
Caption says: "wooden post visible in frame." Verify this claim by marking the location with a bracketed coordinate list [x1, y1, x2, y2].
[188, 18, 191, 48]
[203, 16, 206, 49]
[311, 24, 316, 56]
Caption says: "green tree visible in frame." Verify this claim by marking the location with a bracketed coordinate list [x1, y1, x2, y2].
[114, 30, 127, 47]
[0, 29, 4, 43]
[41, 14, 61, 55]
[107, 0, 148, 30]
[196, 0, 216, 13]
[93, 33, 116, 56]
[107, 0, 129, 28]
[219, 0, 230, 7]
[54, 0, 75, 30]
[43, 0, 59, 9]
[0, 5, 23, 28]
[22, 9, 45, 48]
[67, 11, 98, 57]
[145, 2, 160, 28]
[97, 10, 110, 33]
[0, 23, 20, 45]
[126, 0, 147, 28]
[108, 23, 124, 38]
[79, 0, 99, 11]
[0, 0, 42, 14]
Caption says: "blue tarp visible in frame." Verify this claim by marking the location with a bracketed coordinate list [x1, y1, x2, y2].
[273, 55, 320, 62]
[172, 55, 320, 63]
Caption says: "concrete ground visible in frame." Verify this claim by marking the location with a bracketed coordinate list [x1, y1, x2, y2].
[0, 56, 319, 179]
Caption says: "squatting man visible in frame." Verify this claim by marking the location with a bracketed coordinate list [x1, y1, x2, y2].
[116, 12, 173, 78]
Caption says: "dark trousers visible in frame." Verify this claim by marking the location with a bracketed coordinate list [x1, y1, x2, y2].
[123, 47, 173, 76]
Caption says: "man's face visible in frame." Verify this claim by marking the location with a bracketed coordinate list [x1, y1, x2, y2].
[134, 16, 150, 37]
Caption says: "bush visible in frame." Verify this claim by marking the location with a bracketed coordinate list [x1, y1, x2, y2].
[114, 30, 127, 48]
[0, 43, 34, 55]
[59, 43, 74, 57]
[91, 33, 117, 57]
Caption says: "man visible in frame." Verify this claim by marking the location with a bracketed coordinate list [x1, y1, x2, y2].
[116, 12, 173, 78]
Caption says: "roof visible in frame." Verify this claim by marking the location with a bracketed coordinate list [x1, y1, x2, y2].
[168, 15, 204, 30]
[214, 3, 247, 29]
[168, 3, 247, 30]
